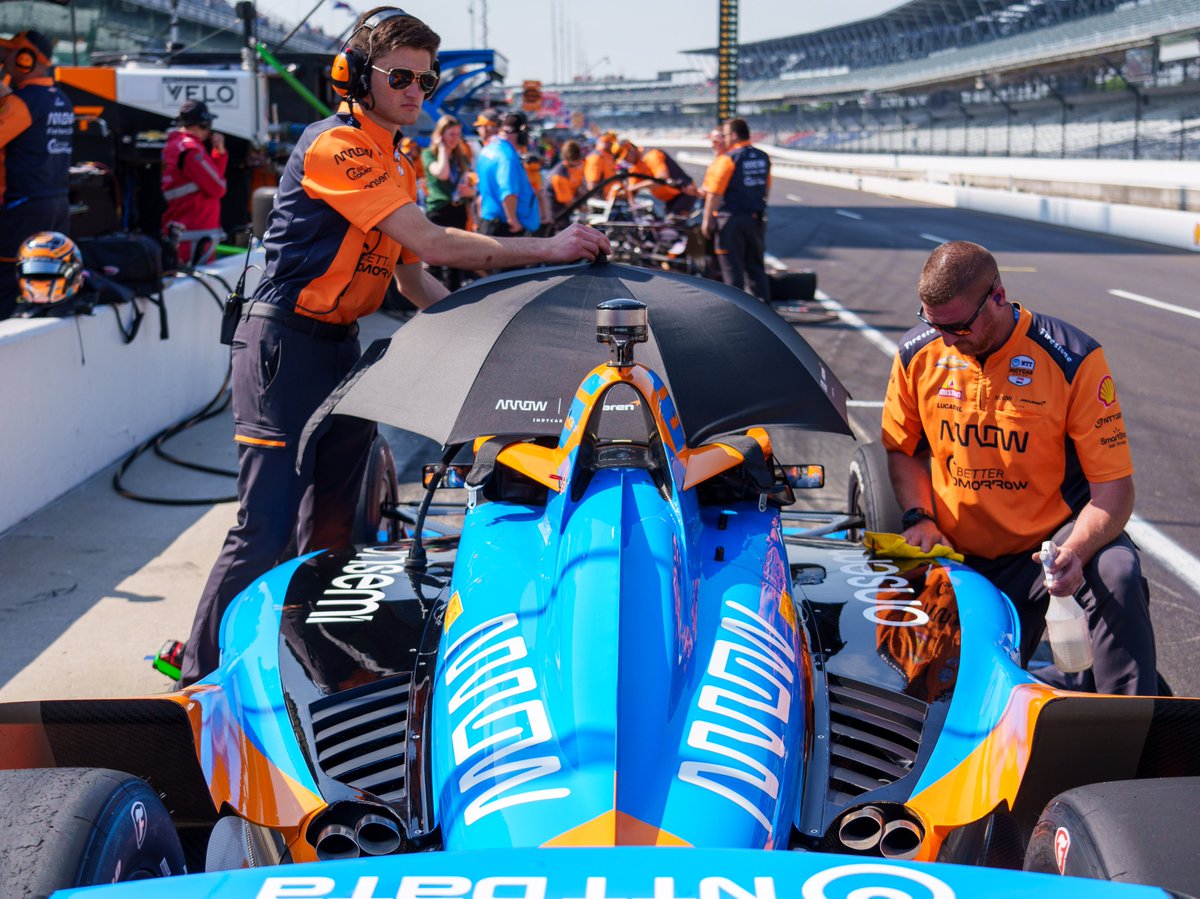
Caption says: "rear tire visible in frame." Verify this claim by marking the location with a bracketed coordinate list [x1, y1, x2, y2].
[353, 434, 402, 545]
[1023, 777, 1200, 894]
[848, 442, 903, 537]
[0, 767, 185, 897]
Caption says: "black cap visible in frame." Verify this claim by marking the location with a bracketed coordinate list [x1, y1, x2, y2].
[501, 111, 528, 132]
[177, 99, 216, 126]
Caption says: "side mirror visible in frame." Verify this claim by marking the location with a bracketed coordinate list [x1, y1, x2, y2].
[783, 464, 825, 490]
[422, 463, 472, 489]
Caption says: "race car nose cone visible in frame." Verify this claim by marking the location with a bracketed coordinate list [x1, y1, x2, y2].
[596, 298, 648, 368]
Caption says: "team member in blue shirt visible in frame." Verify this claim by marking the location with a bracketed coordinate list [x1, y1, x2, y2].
[475, 111, 540, 240]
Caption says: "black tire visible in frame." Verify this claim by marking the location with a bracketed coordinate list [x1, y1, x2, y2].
[353, 434, 402, 545]
[0, 767, 185, 897]
[769, 271, 817, 301]
[848, 442, 903, 536]
[1023, 777, 1200, 894]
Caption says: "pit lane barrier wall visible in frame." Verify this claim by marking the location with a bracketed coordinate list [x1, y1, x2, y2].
[0, 254, 263, 535]
[660, 139, 1200, 253]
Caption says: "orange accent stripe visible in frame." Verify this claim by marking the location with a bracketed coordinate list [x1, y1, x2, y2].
[234, 435, 288, 448]
[906, 682, 1061, 860]
[542, 809, 691, 847]
[54, 66, 117, 101]
[74, 105, 105, 117]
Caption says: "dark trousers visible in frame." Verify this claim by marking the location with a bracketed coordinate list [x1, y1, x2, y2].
[180, 313, 375, 684]
[664, 193, 697, 218]
[0, 195, 71, 319]
[715, 212, 769, 301]
[967, 520, 1157, 695]
[425, 203, 470, 292]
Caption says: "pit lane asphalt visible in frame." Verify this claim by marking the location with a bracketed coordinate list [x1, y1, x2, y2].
[1, 176, 1197, 701]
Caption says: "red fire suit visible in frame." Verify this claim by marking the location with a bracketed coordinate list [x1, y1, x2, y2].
[161, 129, 227, 266]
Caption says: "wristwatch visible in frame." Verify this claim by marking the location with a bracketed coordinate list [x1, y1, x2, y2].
[901, 506, 936, 530]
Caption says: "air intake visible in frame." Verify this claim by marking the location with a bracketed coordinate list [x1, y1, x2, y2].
[826, 674, 927, 804]
[310, 675, 411, 804]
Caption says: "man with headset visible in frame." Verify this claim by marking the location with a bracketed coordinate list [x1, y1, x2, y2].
[0, 30, 73, 320]
[181, 6, 610, 684]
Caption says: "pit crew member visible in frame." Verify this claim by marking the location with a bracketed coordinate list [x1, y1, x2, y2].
[161, 99, 227, 267]
[881, 240, 1156, 695]
[181, 6, 609, 684]
[701, 117, 770, 300]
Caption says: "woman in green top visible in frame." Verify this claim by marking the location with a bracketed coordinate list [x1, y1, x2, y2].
[422, 114, 475, 291]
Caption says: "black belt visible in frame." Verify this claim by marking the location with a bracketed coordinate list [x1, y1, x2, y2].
[246, 303, 358, 342]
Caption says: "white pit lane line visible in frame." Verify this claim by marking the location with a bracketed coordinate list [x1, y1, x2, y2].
[919, 232, 951, 244]
[815, 289, 1200, 584]
[1109, 289, 1200, 321]
[836, 209, 863, 220]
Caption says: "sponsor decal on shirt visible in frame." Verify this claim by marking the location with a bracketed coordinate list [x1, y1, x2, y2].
[938, 379, 963, 400]
[1097, 374, 1117, 407]
[936, 355, 970, 371]
[1094, 411, 1123, 429]
[938, 420, 1030, 453]
[333, 146, 373, 165]
[946, 456, 1028, 491]
[1008, 354, 1035, 387]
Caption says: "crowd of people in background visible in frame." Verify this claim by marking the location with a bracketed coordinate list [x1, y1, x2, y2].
[398, 107, 769, 298]
[0, 23, 769, 322]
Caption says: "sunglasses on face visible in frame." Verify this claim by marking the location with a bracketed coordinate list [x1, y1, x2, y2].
[918, 277, 997, 336]
[371, 65, 439, 94]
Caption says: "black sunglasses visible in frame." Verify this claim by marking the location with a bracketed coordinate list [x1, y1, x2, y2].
[371, 65, 439, 94]
[918, 277, 997, 336]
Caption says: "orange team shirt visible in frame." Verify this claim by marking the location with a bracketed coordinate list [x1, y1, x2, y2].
[702, 140, 772, 198]
[881, 304, 1134, 558]
[551, 161, 584, 204]
[642, 148, 681, 202]
[525, 157, 543, 192]
[269, 109, 418, 323]
[584, 149, 618, 197]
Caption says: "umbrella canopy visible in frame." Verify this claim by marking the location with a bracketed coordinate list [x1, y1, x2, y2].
[313, 262, 851, 449]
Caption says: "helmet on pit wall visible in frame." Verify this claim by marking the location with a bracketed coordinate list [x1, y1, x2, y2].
[16, 231, 84, 310]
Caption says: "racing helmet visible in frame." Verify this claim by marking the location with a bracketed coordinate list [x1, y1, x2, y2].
[16, 232, 85, 310]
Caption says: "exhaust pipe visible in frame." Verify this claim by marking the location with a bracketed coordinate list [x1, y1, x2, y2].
[837, 805, 885, 852]
[355, 813, 403, 856]
[879, 818, 923, 860]
[314, 823, 360, 861]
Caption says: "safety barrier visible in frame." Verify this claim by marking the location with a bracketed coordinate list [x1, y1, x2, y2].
[663, 141, 1200, 253]
[0, 256, 261, 534]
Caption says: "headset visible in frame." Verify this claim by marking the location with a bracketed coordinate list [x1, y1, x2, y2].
[330, 8, 439, 103]
[10, 34, 50, 76]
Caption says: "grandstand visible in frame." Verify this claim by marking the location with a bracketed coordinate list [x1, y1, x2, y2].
[550, 0, 1200, 160]
[1, 0, 336, 60]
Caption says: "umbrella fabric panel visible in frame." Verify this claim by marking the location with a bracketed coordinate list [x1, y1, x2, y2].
[325, 262, 851, 447]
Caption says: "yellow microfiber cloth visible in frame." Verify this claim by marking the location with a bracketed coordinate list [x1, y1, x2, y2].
[864, 531, 964, 562]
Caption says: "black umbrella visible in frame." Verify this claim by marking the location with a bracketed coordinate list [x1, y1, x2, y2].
[306, 261, 851, 452]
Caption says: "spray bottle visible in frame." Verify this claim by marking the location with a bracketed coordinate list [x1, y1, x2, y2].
[1040, 540, 1093, 673]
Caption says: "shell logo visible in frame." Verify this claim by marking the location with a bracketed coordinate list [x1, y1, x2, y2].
[1097, 374, 1117, 408]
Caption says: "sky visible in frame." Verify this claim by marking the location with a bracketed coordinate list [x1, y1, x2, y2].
[254, 0, 901, 85]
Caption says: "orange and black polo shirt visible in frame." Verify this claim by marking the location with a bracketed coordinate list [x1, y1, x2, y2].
[254, 108, 419, 325]
[881, 304, 1133, 558]
[583, 146, 618, 198]
[641, 148, 690, 202]
[549, 159, 584, 206]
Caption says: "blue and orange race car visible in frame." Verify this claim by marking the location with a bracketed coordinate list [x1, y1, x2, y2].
[1, 264, 1198, 898]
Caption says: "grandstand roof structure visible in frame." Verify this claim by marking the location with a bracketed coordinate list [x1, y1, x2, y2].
[550, 0, 1200, 110]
